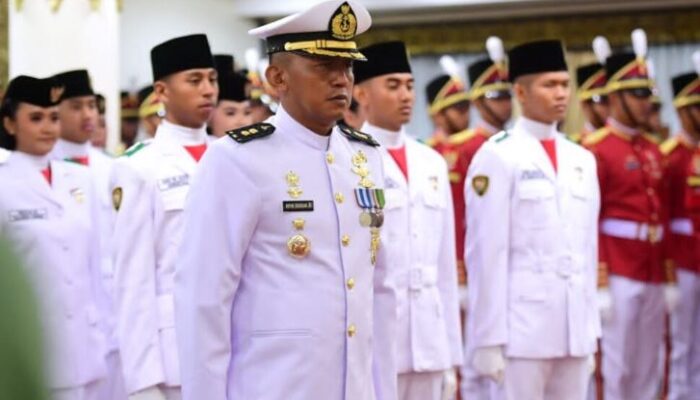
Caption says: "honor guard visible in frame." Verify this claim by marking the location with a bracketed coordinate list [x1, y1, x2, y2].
[175, 2, 398, 400]
[459, 36, 513, 400]
[571, 36, 611, 144]
[136, 85, 164, 139]
[582, 29, 679, 400]
[209, 65, 252, 137]
[645, 59, 670, 141]
[110, 34, 218, 400]
[665, 55, 700, 399]
[50, 69, 127, 400]
[466, 40, 601, 400]
[0, 75, 109, 400]
[353, 41, 463, 400]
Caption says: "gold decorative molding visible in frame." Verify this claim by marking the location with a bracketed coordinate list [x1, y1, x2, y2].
[358, 8, 700, 55]
[48, 0, 63, 13]
[89, 0, 101, 12]
[14, 0, 24, 12]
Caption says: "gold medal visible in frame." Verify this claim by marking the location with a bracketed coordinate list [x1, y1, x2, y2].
[287, 233, 311, 259]
[359, 211, 372, 227]
[369, 227, 381, 265]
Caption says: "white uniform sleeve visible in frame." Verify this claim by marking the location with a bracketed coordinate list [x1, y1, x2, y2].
[175, 143, 260, 400]
[111, 161, 165, 393]
[586, 152, 602, 338]
[436, 160, 464, 367]
[372, 158, 398, 400]
[464, 143, 511, 351]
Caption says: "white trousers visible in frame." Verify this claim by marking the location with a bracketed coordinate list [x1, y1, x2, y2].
[602, 275, 665, 400]
[669, 269, 700, 400]
[461, 309, 492, 400]
[53, 379, 102, 400]
[492, 357, 589, 400]
[98, 351, 128, 400]
[398, 371, 443, 400]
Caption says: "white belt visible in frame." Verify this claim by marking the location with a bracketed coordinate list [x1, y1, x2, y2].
[670, 218, 694, 236]
[396, 266, 438, 291]
[600, 218, 664, 243]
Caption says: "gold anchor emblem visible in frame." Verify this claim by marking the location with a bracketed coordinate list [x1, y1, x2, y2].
[330, 2, 357, 40]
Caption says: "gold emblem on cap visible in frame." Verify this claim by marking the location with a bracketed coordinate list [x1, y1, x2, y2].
[112, 187, 123, 211]
[330, 2, 357, 41]
[50, 86, 65, 103]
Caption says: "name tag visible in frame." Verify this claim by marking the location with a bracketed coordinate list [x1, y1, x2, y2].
[521, 169, 546, 180]
[8, 208, 48, 222]
[283, 201, 314, 212]
[158, 174, 189, 191]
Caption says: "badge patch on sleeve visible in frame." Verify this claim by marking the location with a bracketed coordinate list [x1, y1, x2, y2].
[472, 175, 489, 196]
[112, 187, 123, 211]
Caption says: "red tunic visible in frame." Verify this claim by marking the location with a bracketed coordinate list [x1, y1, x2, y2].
[584, 124, 671, 284]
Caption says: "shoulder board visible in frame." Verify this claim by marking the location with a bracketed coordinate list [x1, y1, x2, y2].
[642, 133, 661, 145]
[493, 131, 510, 143]
[582, 127, 610, 147]
[123, 140, 152, 157]
[660, 138, 680, 156]
[448, 129, 477, 145]
[226, 123, 275, 143]
[338, 124, 379, 147]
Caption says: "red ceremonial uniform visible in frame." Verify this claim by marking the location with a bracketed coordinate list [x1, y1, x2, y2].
[663, 135, 700, 273]
[584, 121, 672, 285]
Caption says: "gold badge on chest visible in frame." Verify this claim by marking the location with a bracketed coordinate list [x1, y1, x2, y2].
[285, 171, 311, 259]
[351, 150, 384, 265]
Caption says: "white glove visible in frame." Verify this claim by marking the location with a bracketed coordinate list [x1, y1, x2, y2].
[128, 386, 167, 400]
[587, 354, 596, 375]
[664, 284, 681, 314]
[440, 368, 458, 400]
[472, 346, 506, 384]
[459, 286, 469, 312]
[597, 288, 613, 323]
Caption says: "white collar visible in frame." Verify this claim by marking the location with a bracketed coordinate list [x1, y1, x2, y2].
[608, 117, 640, 137]
[274, 105, 330, 150]
[515, 116, 558, 140]
[11, 151, 50, 170]
[158, 119, 208, 146]
[361, 122, 405, 149]
[54, 138, 90, 158]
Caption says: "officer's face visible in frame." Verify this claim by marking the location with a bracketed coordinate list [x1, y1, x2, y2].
[209, 100, 253, 137]
[4, 103, 60, 156]
[516, 71, 570, 124]
[273, 54, 354, 131]
[156, 68, 219, 129]
[356, 73, 414, 132]
[58, 95, 98, 144]
[609, 90, 652, 129]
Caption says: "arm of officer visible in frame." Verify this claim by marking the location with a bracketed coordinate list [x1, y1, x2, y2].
[464, 143, 510, 352]
[111, 161, 166, 394]
[436, 159, 464, 367]
[372, 161, 398, 400]
[176, 142, 259, 400]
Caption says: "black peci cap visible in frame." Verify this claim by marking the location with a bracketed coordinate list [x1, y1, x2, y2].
[353, 41, 412, 85]
[508, 39, 568, 82]
[151, 34, 215, 81]
[51, 69, 94, 101]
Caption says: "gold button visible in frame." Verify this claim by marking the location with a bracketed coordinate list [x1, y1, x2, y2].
[346, 278, 355, 290]
[326, 152, 335, 164]
[335, 192, 344, 203]
[347, 324, 356, 337]
[341, 234, 350, 246]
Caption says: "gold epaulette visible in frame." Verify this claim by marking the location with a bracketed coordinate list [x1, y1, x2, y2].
[447, 129, 478, 146]
[642, 133, 661, 145]
[582, 127, 610, 147]
[660, 138, 680, 156]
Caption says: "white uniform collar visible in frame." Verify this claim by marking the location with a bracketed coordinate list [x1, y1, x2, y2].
[361, 122, 405, 149]
[274, 105, 330, 150]
[515, 116, 558, 140]
[10, 151, 50, 170]
[607, 117, 640, 137]
[54, 138, 90, 158]
[158, 119, 208, 146]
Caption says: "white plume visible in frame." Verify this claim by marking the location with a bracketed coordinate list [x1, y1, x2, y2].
[647, 58, 656, 79]
[592, 36, 611, 64]
[257, 59, 269, 84]
[631, 28, 648, 59]
[486, 36, 505, 64]
[439, 55, 461, 79]
[693, 50, 700, 77]
[244, 47, 260, 73]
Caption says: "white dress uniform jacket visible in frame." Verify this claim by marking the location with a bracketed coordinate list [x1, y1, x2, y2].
[363, 123, 463, 373]
[0, 151, 108, 389]
[175, 106, 398, 400]
[110, 120, 208, 394]
[465, 117, 601, 359]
